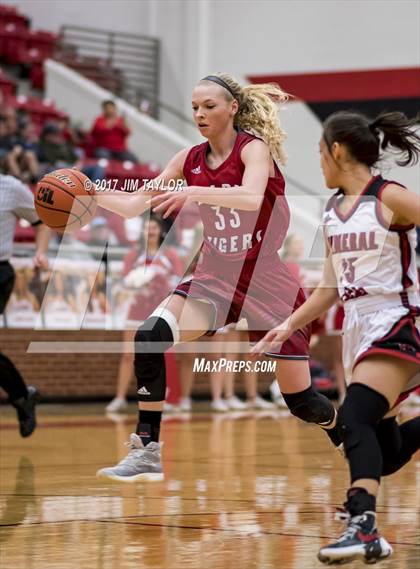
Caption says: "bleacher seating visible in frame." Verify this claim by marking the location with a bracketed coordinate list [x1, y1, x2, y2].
[55, 52, 124, 93]
[0, 65, 16, 97]
[11, 94, 67, 125]
[0, 4, 29, 30]
[1, 3, 164, 248]
[0, 5, 58, 90]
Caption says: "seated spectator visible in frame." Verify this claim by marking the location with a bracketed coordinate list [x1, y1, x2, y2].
[4, 106, 18, 138]
[0, 115, 39, 182]
[86, 216, 119, 248]
[57, 116, 82, 147]
[91, 100, 137, 162]
[38, 121, 104, 183]
[38, 122, 77, 169]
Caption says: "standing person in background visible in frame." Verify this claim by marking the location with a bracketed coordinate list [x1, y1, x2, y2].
[281, 234, 306, 284]
[91, 100, 138, 163]
[0, 174, 50, 436]
[106, 215, 183, 413]
[253, 110, 420, 565]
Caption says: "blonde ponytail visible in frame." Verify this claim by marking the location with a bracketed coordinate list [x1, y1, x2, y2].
[200, 73, 289, 165]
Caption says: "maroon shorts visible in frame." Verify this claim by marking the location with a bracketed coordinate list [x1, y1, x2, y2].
[127, 276, 172, 323]
[173, 253, 310, 359]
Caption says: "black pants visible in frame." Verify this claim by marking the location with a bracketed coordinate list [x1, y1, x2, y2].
[0, 261, 28, 400]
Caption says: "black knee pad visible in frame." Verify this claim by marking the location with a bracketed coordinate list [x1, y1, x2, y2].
[376, 417, 401, 475]
[282, 385, 335, 425]
[381, 416, 420, 476]
[337, 383, 389, 481]
[338, 384, 390, 451]
[134, 316, 174, 402]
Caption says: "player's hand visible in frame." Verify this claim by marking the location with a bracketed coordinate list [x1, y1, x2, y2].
[33, 252, 49, 270]
[250, 321, 293, 356]
[150, 188, 191, 218]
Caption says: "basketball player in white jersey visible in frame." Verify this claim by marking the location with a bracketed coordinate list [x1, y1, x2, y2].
[252, 110, 420, 565]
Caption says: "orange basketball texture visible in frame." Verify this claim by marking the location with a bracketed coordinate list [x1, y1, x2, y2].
[35, 169, 97, 231]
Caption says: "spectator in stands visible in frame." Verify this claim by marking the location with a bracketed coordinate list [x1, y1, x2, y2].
[91, 100, 137, 162]
[38, 122, 77, 168]
[86, 216, 119, 249]
[57, 116, 82, 149]
[0, 115, 39, 182]
[38, 121, 104, 182]
[4, 106, 18, 138]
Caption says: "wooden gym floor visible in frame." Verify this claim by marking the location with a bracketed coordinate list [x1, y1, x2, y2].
[0, 404, 419, 569]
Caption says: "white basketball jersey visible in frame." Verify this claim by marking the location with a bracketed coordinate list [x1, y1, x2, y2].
[323, 176, 419, 303]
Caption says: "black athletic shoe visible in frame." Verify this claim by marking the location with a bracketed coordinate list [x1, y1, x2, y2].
[318, 511, 393, 565]
[11, 386, 40, 438]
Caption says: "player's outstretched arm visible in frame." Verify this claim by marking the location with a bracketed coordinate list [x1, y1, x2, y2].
[96, 148, 188, 218]
[191, 140, 270, 210]
[251, 253, 339, 355]
[380, 184, 420, 226]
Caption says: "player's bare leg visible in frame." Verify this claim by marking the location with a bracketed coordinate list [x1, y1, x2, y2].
[178, 350, 196, 410]
[97, 294, 213, 482]
[106, 328, 135, 412]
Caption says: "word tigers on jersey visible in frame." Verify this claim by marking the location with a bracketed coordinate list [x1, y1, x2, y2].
[207, 230, 263, 253]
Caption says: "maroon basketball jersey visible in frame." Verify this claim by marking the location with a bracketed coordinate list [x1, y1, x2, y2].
[183, 130, 290, 262]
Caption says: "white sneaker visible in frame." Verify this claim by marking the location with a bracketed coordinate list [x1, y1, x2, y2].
[269, 380, 281, 402]
[96, 434, 164, 483]
[275, 393, 288, 409]
[250, 395, 276, 410]
[106, 397, 128, 413]
[179, 397, 192, 412]
[163, 402, 180, 413]
[406, 392, 420, 406]
[225, 396, 248, 410]
[211, 398, 229, 412]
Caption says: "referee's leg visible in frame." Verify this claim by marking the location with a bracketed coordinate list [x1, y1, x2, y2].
[0, 261, 39, 437]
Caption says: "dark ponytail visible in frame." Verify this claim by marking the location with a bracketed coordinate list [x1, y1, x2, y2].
[370, 111, 420, 166]
[323, 110, 420, 168]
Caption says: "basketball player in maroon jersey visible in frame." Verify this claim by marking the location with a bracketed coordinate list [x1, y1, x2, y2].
[95, 73, 340, 483]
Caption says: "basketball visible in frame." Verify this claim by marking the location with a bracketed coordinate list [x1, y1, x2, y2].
[35, 168, 97, 232]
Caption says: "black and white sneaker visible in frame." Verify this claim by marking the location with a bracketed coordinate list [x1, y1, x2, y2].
[11, 386, 40, 438]
[318, 511, 393, 565]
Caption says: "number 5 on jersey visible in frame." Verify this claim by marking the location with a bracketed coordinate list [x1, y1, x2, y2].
[341, 257, 357, 283]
